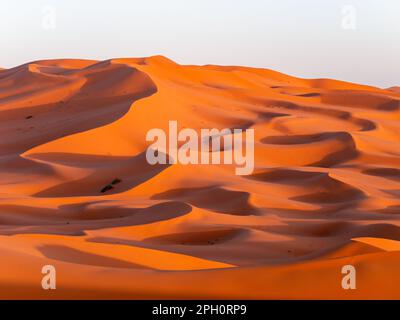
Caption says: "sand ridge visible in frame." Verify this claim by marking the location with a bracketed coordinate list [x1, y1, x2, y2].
[0, 56, 399, 299]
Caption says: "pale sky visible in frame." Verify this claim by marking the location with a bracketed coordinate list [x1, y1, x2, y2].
[1, 0, 399, 87]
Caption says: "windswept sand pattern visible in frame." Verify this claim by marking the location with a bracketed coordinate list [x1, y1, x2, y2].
[0, 56, 400, 299]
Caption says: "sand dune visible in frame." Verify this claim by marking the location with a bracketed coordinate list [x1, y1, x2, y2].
[0, 56, 399, 299]
[388, 86, 400, 93]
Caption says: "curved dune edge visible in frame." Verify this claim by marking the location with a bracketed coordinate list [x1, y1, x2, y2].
[352, 237, 400, 252]
[1, 240, 400, 299]
[0, 56, 399, 299]
[0, 234, 234, 271]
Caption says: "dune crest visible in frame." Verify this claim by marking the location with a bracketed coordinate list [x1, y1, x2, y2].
[1, 57, 400, 299]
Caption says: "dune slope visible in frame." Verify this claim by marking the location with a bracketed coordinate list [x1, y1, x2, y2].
[0, 56, 399, 299]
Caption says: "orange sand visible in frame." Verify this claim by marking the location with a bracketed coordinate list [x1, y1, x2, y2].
[0, 56, 399, 299]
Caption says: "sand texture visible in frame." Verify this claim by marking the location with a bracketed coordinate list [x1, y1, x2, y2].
[0, 56, 399, 299]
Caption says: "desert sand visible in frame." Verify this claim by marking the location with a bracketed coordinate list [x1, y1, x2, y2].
[0, 56, 399, 299]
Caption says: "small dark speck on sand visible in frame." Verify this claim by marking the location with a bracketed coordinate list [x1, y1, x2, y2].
[111, 178, 122, 185]
[101, 184, 114, 193]
[25, 115, 33, 119]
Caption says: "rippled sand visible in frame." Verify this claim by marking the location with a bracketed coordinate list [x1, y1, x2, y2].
[1, 56, 399, 299]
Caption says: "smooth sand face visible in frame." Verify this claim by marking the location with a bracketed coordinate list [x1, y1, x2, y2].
[0, 56, 400, 299]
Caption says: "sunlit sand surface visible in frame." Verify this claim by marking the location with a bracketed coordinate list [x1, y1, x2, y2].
[0, 56, 399, 299]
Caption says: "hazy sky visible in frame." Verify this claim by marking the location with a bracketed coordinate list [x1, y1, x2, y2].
[1, 0, 399, 87]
